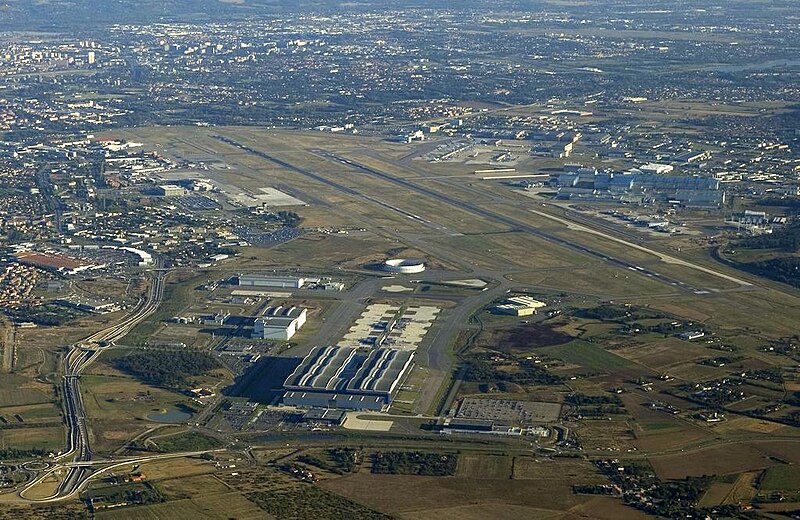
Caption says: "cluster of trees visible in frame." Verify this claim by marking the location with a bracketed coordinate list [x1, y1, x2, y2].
[758, 198, 800, 210]
[624, 476, 713, 517]
[566, 394, 623, 406]
[739, 222, 800, 252]
[566, 394, 625, 417]
[371, 451, 458, 476]
[269, 211, 301, 228]
[742, 257, 800, 288]
[700, 356, 743, 366]
[643, 321, 692, 335]
[784, 391, 800, 407]
[6, 304, 84, 326]
[595, 460, 719, 518]
[572, 484, 617, 495]
[112, 350, 219, 388]
[84, 482, 163, 508]
[329, 448, 360, 474]
[783, 411, 800, 427]
[297, 448, 359, 475]
[576, 305, 664, 322]
[246, 486, 391, 520]
[0, 447, 46, 460]
[746, 368, 784, 383]
[463, 356, 562, 386]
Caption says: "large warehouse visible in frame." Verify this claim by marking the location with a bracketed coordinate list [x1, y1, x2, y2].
[252, 306, 307, 340]
[237, 273, 306, 289]
[282, 346, 414, 411]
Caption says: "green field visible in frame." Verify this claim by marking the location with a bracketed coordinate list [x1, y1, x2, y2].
[0, 426, 64, 452]
[0, 375, 53, 407]
[538, 340, 636, 372]
[153, 432, 223, 453]
[759, 465, 800, 491]
[97, 492, 266, 520]
[0, 403, 61, 421]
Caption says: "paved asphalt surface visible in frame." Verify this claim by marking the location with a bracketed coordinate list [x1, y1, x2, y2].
[44, 268, 167, 500]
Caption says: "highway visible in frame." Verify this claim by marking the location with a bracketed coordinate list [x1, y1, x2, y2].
[31, 267, 168, 501]
[20, 449, 224, 504]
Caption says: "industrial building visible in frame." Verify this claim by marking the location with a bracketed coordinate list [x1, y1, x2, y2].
[237, 273, 306, 289]
[637, 163, 674, 175]
[155, 184, 187, 197]
[56, 298, 119, 314]
[282, 346, 415, 411]
[437, 418, 548, 437]
[13, 251, 104, 275]
[493, 296, 547, 316]
[554, 170, 725, 207]
[253, 306, 308, 340]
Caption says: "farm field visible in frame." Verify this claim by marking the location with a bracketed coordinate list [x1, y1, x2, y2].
[97, 492, 267, 520]
[0, 426, 63, 451]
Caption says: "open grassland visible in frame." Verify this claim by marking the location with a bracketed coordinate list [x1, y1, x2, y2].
[122, 271, 204, 346]
[80, 367, 197, 453]
[760, 465, 800, 491]
[640, 289, 800, 338]
[520, 266, 674, 298]
[632, 425, 714, 454]
[619, 393, 716, 451]
[436, 232, 592, 271]
[611, 338, 712, 372]
[319, 470, 597, 518]
[511, 457, 605, 482]
[0, 402, 61, 423]
[574, 419, 637, 452]
[157, 474, 231, 499]
[138, 457, 217, 481]
[698, 481, 735, 508]
[0, 426, 63, 451]
[456, 454, 513, 479]
[0, 387, 51, 408]
[648, 441, 800, 479]
[0, 504, 87, 519]
[97, 492, 268, 520]
[538, 340, 638, 372]
[255, 234, 397, 270]
[152, 431, 223, 453]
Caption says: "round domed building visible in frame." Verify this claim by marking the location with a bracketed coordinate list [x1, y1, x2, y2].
[381, 258, 426, 274]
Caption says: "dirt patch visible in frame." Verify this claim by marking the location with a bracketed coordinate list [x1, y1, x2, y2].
[320, 473, 589, 515]
[648, 442, 795, 479]
[479, 324, 574, 353]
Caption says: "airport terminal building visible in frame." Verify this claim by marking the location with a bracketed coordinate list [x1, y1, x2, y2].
[282, 346, 414, 411]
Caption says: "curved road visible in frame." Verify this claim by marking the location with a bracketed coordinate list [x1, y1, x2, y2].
[22, 267, 167, 501]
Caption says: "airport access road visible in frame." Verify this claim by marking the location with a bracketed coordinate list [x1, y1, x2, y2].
[35, 267, 168, 501]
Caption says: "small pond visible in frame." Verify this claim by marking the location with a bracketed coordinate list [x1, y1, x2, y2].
[146, 406, 193, 423]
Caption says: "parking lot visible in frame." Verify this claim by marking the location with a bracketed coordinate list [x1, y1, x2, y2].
[338, 303, 439, 351]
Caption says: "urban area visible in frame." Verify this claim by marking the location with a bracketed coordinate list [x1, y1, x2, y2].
[0, 0, 799, 518]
